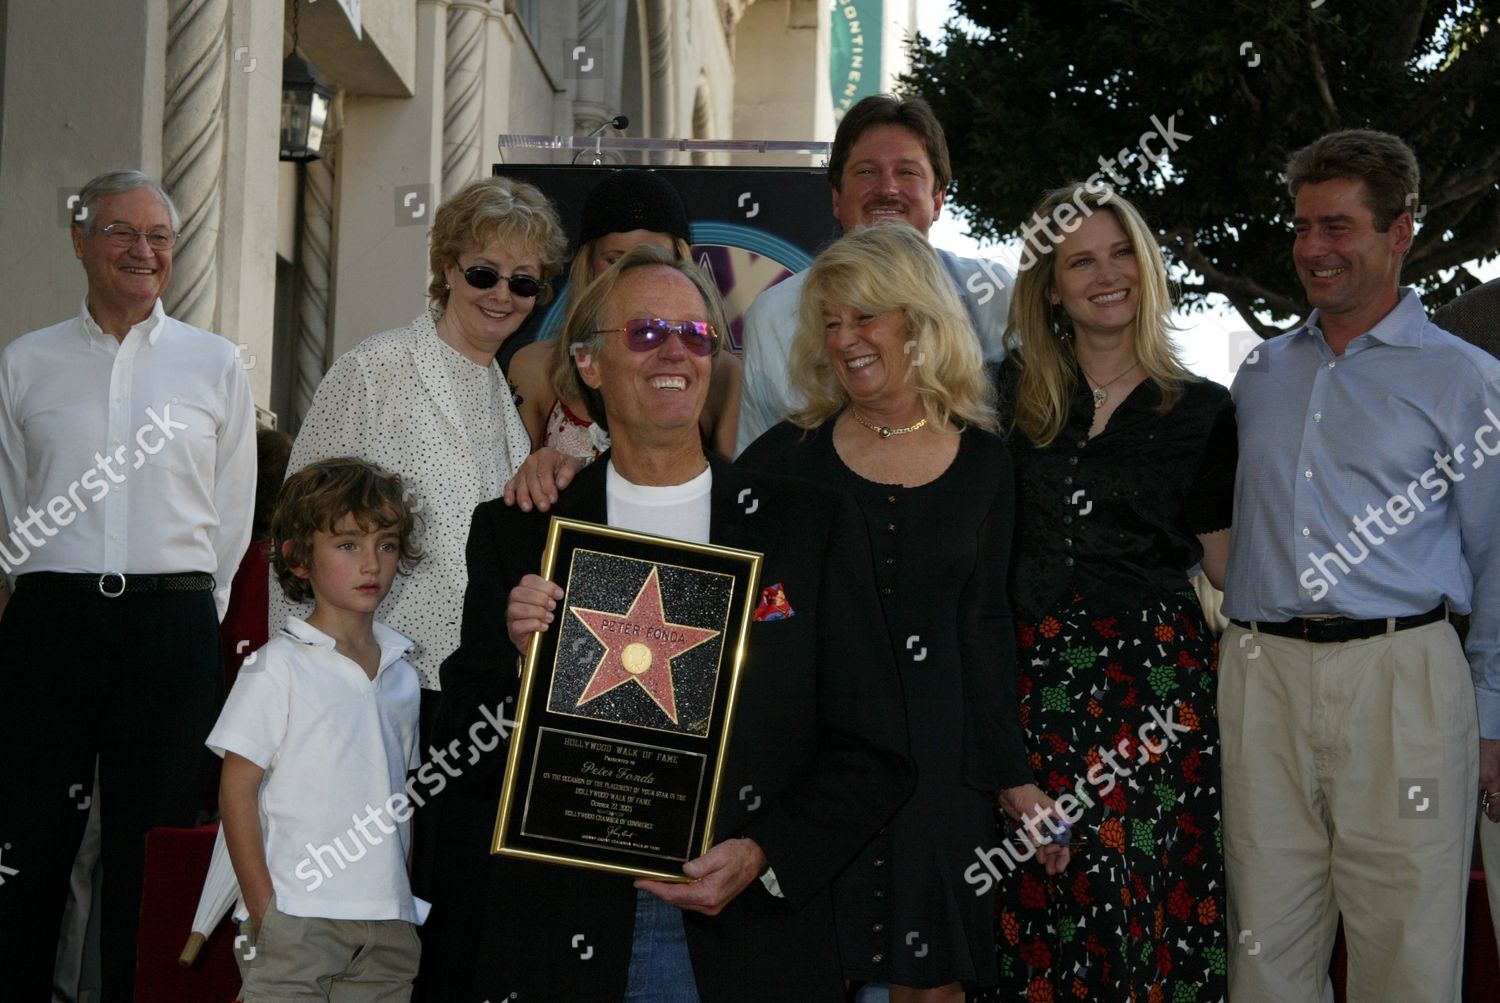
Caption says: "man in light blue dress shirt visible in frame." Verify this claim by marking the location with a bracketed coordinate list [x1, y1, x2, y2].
[1221, 129, 1500, 1001]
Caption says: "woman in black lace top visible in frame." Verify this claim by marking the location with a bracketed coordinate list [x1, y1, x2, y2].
[975, 186, 1235, 1003]
[739, 223, 1059, 1002]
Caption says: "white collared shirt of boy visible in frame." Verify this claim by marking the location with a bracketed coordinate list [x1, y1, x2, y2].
[0, 299, 255, 616]
[207, 617, 425, 922]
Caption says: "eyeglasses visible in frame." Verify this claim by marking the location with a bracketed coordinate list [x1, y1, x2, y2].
[99, 223, 178, 251]
[458, 264, 546, 298]
[587, 318, 720, 357]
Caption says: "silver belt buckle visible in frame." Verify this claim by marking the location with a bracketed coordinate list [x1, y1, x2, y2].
[98, 572, 127, 598]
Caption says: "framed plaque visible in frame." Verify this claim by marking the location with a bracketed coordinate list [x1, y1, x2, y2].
[493, 517, 762, 881]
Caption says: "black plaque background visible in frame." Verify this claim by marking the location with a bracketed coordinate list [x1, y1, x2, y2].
[520, 727, 706, 860]
[548, 550, 732, 736]
[494, 518, 760, 881]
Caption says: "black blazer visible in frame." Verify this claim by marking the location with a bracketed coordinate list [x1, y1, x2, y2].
[421, 454, 914, 1002]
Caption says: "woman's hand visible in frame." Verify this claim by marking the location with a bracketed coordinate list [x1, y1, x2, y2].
[998, 782, 1072, 876]
[506, 574, 564, 652]
[503, 447, 582, 513]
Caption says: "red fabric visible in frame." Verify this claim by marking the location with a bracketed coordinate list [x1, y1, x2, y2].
[133, 824, 242, 1003]
[1329, 872, 1498, 1001]
[206, 540, 272, 814]
[220, 538, 272, 693]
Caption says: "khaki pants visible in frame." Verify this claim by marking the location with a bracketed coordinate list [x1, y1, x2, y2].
[237, 900, 421, 1002]
[1219, 621, 1477, 1003]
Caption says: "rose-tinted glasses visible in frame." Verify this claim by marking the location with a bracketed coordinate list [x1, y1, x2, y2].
[587, 318, 720, 357]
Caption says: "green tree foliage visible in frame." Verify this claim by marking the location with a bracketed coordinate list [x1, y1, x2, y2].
[904, 1, 1500, 335]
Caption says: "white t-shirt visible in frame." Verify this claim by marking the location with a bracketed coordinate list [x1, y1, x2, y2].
[602, 461, 784, 896]
[605, 462, 711, 544]
[206, 617, 423, 922]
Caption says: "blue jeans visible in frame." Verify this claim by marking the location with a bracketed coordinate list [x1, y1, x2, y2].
[623, 890, 700, 1002]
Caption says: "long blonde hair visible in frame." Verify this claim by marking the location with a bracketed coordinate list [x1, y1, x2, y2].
[548, 234, 694, 401]
[788, 222, 997, 433]
[1007, 184, 1189, 448]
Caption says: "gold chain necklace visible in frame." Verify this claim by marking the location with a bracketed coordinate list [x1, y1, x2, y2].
[849, 408, 928, 438]
[1081, 362, 1138, 408]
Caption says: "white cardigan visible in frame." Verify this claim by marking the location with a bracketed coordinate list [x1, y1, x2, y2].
[271, 310, 531, 689]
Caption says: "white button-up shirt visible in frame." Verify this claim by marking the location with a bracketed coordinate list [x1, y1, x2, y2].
[0, 299, 256, 617]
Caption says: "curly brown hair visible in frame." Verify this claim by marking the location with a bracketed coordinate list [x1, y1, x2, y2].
[270, 458, 423, 603]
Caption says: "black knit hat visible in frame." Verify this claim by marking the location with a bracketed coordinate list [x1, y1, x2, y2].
[577, 169, 692, 247]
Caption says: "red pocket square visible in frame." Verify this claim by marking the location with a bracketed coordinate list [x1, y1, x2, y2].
[753, 582, 794, 621]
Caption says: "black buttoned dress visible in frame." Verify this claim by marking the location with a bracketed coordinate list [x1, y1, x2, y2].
[740, 418, 1032, 991]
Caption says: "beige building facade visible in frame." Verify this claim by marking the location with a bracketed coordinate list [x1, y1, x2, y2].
[0, 0, 914, 430]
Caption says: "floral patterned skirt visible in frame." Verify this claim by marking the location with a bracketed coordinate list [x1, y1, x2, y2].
[974, 591, 1228, 1003]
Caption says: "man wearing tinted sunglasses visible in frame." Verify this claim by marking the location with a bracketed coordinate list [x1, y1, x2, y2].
[429, 246, 913, 1001]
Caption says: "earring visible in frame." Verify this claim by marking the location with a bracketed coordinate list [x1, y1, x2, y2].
[1049, 301, 1072, 341]
[444, 282, 451, 290]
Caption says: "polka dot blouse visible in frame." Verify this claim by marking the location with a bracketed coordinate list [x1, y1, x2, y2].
[271, 309, 532, 689]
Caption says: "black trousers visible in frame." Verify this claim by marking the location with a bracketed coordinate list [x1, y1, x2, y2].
[0, 580, 222, 1001]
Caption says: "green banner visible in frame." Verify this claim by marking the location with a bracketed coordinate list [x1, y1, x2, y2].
[830, 1, 883, 123]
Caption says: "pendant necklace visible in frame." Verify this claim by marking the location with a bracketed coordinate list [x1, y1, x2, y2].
[1081, 362, 1138, 408]
[849, 407, 928, 439]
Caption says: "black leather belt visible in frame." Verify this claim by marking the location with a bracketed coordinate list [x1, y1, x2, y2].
[1231, 604, 1447, 644]
[16, 571, 215, 598]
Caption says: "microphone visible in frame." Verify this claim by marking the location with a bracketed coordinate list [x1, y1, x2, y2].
[586, 115, 629, 138]
[575, 115, 630, 164]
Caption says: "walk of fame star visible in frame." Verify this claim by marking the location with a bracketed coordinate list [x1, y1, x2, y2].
[569, 566, 721, 723]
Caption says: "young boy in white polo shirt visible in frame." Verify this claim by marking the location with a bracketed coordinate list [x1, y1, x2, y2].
[208, 458, 425, 1001]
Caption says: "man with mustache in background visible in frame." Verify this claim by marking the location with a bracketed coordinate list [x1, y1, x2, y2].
[734, 94, 1013, 454]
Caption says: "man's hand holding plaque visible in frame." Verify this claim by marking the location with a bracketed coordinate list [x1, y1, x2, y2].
[635, 837, 768, 916]
[507, 573, 561, 650]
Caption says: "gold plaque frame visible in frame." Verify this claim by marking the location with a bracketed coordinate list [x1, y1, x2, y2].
[492, 516, 762, 881]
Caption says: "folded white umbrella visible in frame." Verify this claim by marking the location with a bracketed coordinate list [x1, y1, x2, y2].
[180, 825, 238, 967]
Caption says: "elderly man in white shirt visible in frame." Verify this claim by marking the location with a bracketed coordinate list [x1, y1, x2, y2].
[734, 94, 1012, 455]
[0, 169, 255, 999]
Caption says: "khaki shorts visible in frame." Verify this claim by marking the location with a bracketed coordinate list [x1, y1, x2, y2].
[236, 899, 420, 1002]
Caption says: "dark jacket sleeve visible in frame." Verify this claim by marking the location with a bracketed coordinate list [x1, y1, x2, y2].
[433, 499, 532, 799]
[958, 442, 1033, 792]
[736, 488, 915, 909]
[733, 418, 800, 471]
